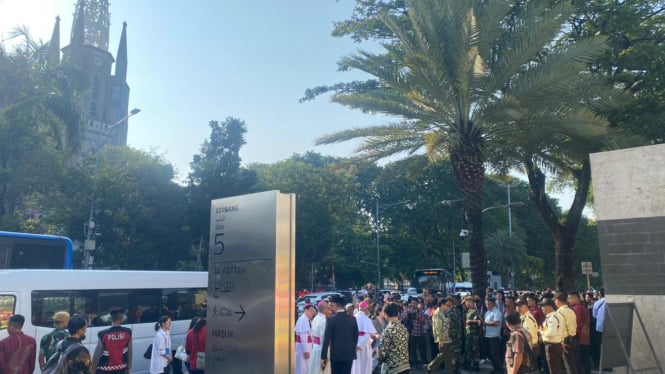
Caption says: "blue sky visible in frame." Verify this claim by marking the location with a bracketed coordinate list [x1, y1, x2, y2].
[0, 0, 580, 212]
[1, 0, 376, 181]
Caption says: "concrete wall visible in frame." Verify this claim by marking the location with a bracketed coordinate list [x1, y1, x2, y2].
[590, 144, 665, 370]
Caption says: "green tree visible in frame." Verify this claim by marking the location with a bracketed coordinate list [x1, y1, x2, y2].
[305, 0, 610, 297]
[571, 0, 665, 143]
[0, 29, 83, 227]
[365, 158, 465, 283]
[250, 153, 376, 290]
[186, 118, 256, 266]
[63, 147, 190, 269]
[484, 228, 528, 287]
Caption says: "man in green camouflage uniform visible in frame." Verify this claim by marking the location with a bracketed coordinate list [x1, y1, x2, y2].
[38, 311, 70, 371]
[463, 296, 481, 371]
[444, 296, 464, 374]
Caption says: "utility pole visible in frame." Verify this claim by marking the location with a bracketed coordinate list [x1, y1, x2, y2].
[452, 240, 456, 283]
[508, 183, 514, 289]
[376, 200, 381, 292]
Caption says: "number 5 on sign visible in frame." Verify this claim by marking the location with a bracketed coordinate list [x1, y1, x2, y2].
[214, 233, 225, 255]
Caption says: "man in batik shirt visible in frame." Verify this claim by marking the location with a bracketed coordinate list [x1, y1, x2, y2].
[378, 303, 410, 374]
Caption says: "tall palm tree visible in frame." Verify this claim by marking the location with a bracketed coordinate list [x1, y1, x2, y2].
[307, 0, 611, 297]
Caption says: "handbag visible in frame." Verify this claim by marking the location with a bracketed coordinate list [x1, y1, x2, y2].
[196, 351, 205, 368]
[194, 329, 205, 368]
[143, 343, 152, 359]
[174, 345, 189, 362]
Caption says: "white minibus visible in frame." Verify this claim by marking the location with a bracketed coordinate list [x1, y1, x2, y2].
[0, 269, 207, 374]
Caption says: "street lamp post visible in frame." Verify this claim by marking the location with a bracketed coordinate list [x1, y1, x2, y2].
[83, 108, 141, 269]
[499, 182, 520, 289]
[375, 200, 380, 293]
[441, 198, 524, 289]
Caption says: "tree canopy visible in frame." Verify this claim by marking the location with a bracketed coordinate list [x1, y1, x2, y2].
[304, 0, 614, 295]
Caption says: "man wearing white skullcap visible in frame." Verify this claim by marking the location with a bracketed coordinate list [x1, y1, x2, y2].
[352, 300, 377, 374]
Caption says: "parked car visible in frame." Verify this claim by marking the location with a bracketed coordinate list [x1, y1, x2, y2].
[401, 288, 421, 302]
[296, 292, 344, 316]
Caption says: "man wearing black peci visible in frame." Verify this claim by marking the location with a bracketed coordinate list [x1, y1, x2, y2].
[321, 294, 359, 374]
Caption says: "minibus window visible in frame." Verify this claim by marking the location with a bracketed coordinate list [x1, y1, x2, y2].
[0, 295, 16, 330]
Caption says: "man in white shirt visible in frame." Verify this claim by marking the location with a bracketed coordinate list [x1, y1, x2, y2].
[310, 301, 331, 374]
[352, 300, 377, 374]
[296, 304, 316, 374]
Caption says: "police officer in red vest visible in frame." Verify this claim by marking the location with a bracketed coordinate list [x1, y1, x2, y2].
[91, 308, 132, 374]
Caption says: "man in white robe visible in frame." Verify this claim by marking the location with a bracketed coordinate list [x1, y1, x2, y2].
[352, 300, 378, 374]
[296, 303, 316, 374]
[309, 300, 331, 374]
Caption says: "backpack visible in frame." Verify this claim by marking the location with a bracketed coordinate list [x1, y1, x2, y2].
[43, 340, 83, 374]
[510, 329, 538, 374]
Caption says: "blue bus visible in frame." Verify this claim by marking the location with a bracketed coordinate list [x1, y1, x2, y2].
[0, 231, 73, 269]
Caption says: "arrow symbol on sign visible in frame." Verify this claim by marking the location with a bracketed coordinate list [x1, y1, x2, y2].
[236, 304, 246, 321]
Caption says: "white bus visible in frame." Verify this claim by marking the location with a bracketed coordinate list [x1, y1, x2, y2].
[0, 269, 207, 374]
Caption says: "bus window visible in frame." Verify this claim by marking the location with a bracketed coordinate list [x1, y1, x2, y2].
[0, 295, 16, 330]
[0, 231, 74, 269]
[94, 291, 129, 326]
[163, 288, 208, 321]
[130, 289, 163, 324]
[32, 287, 208, 328]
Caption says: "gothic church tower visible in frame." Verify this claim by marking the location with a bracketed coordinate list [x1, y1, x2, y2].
[50, 0, 131, 156]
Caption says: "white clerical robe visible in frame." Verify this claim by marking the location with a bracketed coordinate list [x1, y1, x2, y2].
[308, 313, 330, 374]
[295, 313, 312, 374]
[352, 310, 377, 374]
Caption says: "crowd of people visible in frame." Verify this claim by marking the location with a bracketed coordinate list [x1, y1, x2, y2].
[0, 309, 206, 374]
[294, 287, 608, 374]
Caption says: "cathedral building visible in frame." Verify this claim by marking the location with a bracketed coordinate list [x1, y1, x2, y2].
[49, 0, 131, 156]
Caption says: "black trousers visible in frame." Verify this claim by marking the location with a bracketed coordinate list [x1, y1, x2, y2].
[485, 336, 502, 371]
[579, 344, 592, 374]
[428, 332, 439, 360]
[331, 360, 353, 374]
[563, 336, 580, 374]
[590, 331, 602, 370]
[409, 335, 427, 363]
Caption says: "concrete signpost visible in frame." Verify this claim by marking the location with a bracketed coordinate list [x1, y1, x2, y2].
[207, 191, 296, 372]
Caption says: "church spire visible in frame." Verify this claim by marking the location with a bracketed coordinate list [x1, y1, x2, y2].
[70, 0, 110, 50]
[115, 22, 127, 81]
[71, 0, 85, 48]
[47, 16, 60, 67]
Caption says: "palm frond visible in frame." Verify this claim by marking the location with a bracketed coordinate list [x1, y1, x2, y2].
[488, 0, 575, 91]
